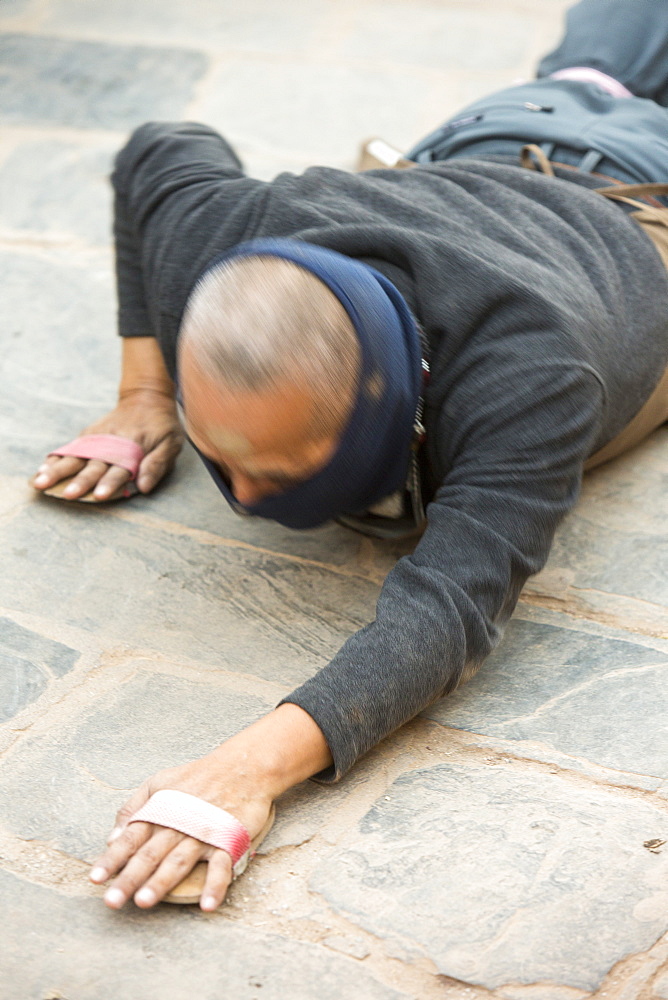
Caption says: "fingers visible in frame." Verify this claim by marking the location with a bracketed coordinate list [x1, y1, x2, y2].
[108, 832, 203, 909]
[91, 822, 233, 911]
[199, 850, 234, 912]
[136, 434, 182, 493]
[91, 463, 132, 501]
[90, 814, 234, 911]
[59, 459, 123, 500]
[32, 454, 133, 501]
[90, 822, 182, 907]
[106, 784, 153, 845]
[32, 455, 85, 490]
[90, 820, 154, 886]
[133, 841, 231, 909]
[33, 455, 125, 500]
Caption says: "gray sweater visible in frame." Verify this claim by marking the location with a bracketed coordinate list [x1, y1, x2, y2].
[113, 122, 668, 780]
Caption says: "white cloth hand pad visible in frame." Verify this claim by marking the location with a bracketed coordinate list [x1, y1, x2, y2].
[128, 789, 253, 878]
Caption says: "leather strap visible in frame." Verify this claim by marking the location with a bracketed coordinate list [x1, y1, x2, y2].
[520, 144, 555, 176]
[593, 184, 668, 226]
[594, 182, 668, 199]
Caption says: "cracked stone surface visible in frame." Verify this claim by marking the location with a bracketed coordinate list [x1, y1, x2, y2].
[0, 871, 410, 1000]
[310, 762, 668, 992]
[423, 617, 668, 776]
[0, 617, 80, 720]
[2, 0, 668, 997]
[0, 139, 116, 245]
[0, 665, 276, 858]
[0, 503, 378, 685]
[0, 34, 207, 129]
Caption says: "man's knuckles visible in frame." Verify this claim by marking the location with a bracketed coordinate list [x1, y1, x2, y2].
[105, 821, 152, 858]
[137, 839, 177, 868]
[165, 845, 202, 870]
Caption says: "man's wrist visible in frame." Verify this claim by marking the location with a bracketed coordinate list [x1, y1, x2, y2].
[118, 384, 175, 404]
[118, 336, 174, 403]
[209, 704, 333, 800]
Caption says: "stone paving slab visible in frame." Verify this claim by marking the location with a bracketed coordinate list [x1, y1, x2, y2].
[196, 58, 454, 168]
[0, 617, 80, 680]
[339, 4, 536, 72]
[525, 431, 668, 623]
[0, 502, 378, 685]
[0, 664, 276, 858]
[310, 760, 668, 992]
[0, 649, 49, 723]
[1, 250, 116, 381]
[423, 616, 668, 777]
[0, 139, 115, 245]
[0, 250, 117, 478]
[0, 34, 207, 129]
[40, 0, 333, 54]
[0, 616, 80, 721]
[0, 870, 409, 1000]
[0, 0, 34, 18]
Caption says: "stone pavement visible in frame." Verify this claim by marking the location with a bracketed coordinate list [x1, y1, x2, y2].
[1, 0, 667, 997]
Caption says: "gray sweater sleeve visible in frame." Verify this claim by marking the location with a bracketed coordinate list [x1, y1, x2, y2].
[282, 354, 606, 781]
[111, 122, 263, 359]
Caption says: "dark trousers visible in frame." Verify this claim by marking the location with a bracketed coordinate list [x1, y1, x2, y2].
[406, 0, 668, 187]
[537, 0, 668, 105]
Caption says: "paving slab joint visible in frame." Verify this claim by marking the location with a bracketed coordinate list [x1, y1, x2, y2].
[402, 721, 668, 806]
[0, 831, 96, 896]
[218, 812, 492, 998]
[587, 932, 668, 999]
[521, 589, 668, 641]
[0, 229, 109, 253]
[105, 505, 387, 585]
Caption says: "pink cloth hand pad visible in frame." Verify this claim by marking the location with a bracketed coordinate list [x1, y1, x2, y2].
[49, 434, 145, 479]
[128, 789, 253, 877]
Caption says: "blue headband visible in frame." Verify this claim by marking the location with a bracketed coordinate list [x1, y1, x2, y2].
[186, 238, 423, 530]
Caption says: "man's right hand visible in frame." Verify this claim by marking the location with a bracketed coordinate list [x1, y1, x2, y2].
[32, 388, 183, 501]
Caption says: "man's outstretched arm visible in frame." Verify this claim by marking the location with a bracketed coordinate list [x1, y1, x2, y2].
[33, 121, 262, 499]
[90, 704, 331, 912]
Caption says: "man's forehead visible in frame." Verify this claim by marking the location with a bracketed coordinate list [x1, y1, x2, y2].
[203, 424, 253, 457]
[180, 342, 321, 459]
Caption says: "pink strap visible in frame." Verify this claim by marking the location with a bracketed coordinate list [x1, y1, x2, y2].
[49, 434, 144, 479]
[128, 790, 252, 877]
[550, 67, 632, 99]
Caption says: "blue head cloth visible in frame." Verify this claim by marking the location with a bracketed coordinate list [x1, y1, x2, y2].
[187, 239, 423, 530]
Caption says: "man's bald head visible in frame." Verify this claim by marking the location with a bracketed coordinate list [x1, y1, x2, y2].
[179, 255, 361, 441]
